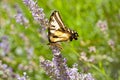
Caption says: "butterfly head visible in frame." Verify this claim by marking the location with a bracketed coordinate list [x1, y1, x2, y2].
[70, 31, 79, 41]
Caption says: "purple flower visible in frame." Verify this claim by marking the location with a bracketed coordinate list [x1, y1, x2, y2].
[108, 39, 115, 50]
[23, 0, 48, 41]
[15, 5, 29, 28]
[0, 35, 10, 56]
[40, 48, 95, 80]
[0, 61, 19, 79]
[96, 20, 108, 35]
[17, 72, 28, 80]
[23, 0, 48, 30]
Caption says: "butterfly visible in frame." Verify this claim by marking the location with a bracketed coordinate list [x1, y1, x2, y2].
[48, 11, 78, 46]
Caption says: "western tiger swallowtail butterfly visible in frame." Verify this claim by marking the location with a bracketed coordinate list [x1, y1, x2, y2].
[48, 11, 78, 46]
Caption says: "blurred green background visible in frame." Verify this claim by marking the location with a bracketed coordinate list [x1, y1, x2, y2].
[0, 0, 120, 80]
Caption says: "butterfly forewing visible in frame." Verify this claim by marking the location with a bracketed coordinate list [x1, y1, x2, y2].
[49, 11, 66, 31]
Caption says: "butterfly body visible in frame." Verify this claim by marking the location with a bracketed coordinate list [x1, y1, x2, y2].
[48, 11, 78, 44]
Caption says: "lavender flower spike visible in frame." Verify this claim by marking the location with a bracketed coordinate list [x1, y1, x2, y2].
[23, 0, 48, 30]
[15, 5, 29, 28]
[23, 0, 48, 40]
[51, 46, 71, 80]
[40, 47, 95, 80]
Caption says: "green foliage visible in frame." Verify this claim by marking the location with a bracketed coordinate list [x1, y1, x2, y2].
[0, 0, 120, 80]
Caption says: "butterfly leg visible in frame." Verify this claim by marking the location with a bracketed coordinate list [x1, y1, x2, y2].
[48, 43, 63, 50]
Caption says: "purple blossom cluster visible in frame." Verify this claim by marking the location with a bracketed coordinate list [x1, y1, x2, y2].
[0, 59, 29, 80]
[96, 20, 108, 35]
[22, 0, 48, 41]
[108, 39, 115, 50]
[23, 0, 48, 30]
[17, 72, 28, 80]
[96, 20, 115, 50]
[40, 46, 94, 80]
[0, 35, 10, 56]
[15, 5, 29, 28]
[0, 60, 17, 79]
